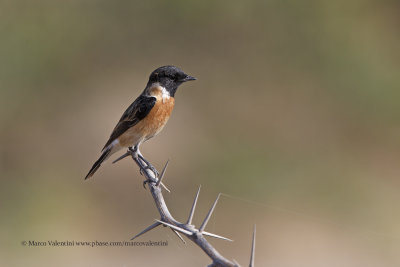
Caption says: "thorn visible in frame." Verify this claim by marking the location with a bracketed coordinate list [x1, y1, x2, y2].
[112, 151, 131, 164]
[249, 224, 256, 267]
[130, 222, 161, 240]
[155, 219, 193, 236]
[232, 259, 240, 266]
[156, 160, 169, 186]
[160, 182, 171, 193]
[202, 231, 233, 242]
[199, 193, 221, 233]
[171, 229, 186, 244]
[187, 185, 201, 225]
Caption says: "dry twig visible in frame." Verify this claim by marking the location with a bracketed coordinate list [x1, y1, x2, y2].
[124, 149, 256, 267]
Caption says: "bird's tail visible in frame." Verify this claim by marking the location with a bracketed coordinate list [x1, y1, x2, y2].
[85, 146, 113, 180]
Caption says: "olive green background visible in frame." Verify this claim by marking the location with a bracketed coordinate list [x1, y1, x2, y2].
[1, 0, 400, 266]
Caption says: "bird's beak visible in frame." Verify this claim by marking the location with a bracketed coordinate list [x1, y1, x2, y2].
[182, 75, 197, 82]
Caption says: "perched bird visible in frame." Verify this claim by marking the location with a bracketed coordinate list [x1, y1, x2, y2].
[85, 65, 196, 179]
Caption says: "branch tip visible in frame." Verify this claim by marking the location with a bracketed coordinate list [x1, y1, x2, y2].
[130, 221, 161, 240]
[171, 229, 186, 244]
[156, 160, 169, 186]
[199, 193, 221, 232]
[249, 224, 256, 267]
[232, 259, 240, 266]
[187, 185, 201, 225]
[112, 151, 131, 164]
[160, 182, 171, 193]
[155, 219, 193, 236]
[202, 231, 233, 242]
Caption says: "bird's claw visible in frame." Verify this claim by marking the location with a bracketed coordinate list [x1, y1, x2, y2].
[149, 165, 159, 177]
[140, 165, 159, 178]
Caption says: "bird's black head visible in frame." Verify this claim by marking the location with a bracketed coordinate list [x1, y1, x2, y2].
[147, 65, 196, 97]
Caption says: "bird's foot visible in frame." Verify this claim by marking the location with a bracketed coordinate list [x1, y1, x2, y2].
[142, 179, 148, 189]
[139, 164, 159, 178]
[137, 154, 159, 177]
[128, 146, 137, 155]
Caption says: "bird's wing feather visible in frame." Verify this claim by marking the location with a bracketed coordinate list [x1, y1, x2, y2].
[102, 95, 157, 151]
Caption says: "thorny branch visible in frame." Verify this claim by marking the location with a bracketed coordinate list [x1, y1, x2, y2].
[120, 149, 256, 267]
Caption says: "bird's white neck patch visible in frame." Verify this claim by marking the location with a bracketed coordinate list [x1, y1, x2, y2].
[149, 83, 170, 103]
[160, 86, 170, 103]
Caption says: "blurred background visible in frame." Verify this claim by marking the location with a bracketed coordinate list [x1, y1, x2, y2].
[1, 0, 400, 266]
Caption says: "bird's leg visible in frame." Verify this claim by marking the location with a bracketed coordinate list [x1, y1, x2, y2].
[128, 146, 159, 188]
[128, 147, 147, 173]
[137, 149, 159, 178]
[129, 146, 138, 155]
[128, 147, 150, 188]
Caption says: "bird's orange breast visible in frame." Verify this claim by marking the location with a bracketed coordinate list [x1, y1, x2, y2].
[118, 96, 175, 147]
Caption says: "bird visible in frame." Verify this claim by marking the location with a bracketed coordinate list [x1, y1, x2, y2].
[85, 65, 196, 179]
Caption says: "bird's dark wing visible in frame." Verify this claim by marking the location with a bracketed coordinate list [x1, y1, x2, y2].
[102, 95, 157, 150]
